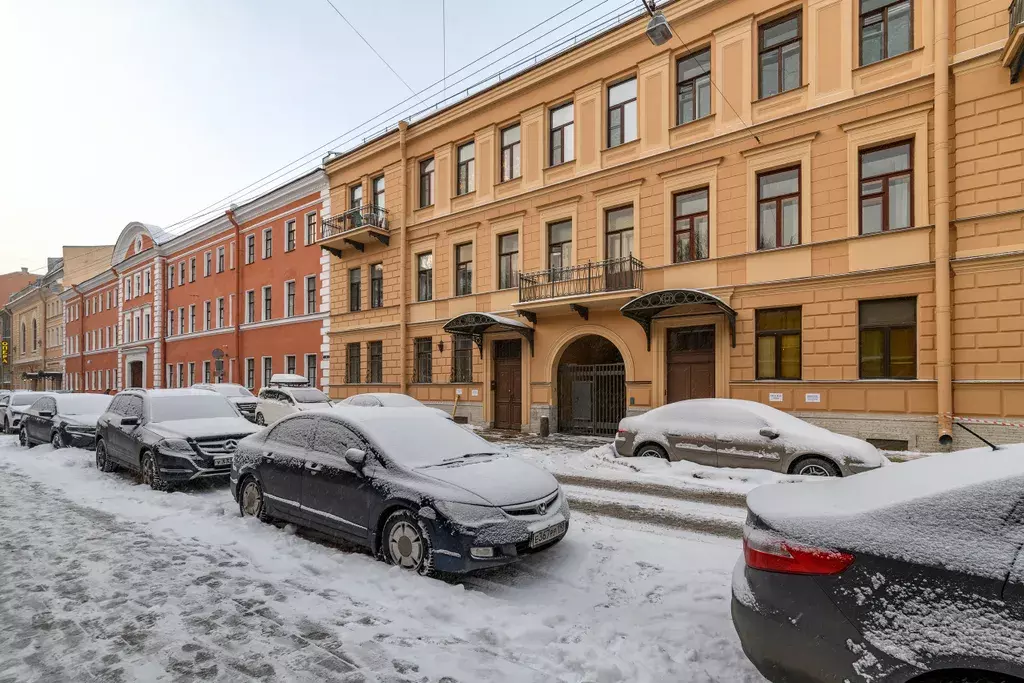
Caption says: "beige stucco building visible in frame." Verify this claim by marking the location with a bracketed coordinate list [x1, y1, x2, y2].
[8, 258, 64, 390]
[319, 0, 1024, 452]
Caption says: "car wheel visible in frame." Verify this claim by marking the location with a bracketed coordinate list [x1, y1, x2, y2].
[18, 428, 30, 448]
[238, 477, 272, 523]
[635, 443, 668, 460]
[95, 441, 117, 472]
[255, 413, 266, 426]
[140, 451, 172, 492]
[51, 431, 63, 449]
[382, 510, 436, 577]
[793, 456, 841, 478]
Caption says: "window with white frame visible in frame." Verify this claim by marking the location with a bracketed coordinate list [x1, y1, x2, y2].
[262, 286, 272, 321]
[178, 307, 185, 335]
[217, 246, 225, 273]
[305, 275, 317, 314]
[204, 301, 212, 330]
[285, 281, 295, 317]
[144, 269, 151, 294]
[204, 251, 212, 277]
[305, 212, 317, 244]
[263, 228, 273, 259]
[216, 298, 225, 327]
[245, 235, 255, 264]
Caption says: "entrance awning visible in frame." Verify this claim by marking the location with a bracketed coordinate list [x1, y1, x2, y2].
[442, 312, 534, 357]
[620, 289, 737, 350]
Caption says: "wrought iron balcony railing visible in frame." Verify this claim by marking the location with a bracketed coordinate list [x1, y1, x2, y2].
[1013, 0, 1024, 34]
[518, 256, 644, 303]
[320, 205, 389, 241]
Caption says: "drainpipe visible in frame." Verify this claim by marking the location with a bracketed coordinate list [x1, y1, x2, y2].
[399, 121, 409, 394]
[934, 0, 953, 446]
[227, 209, 243, 384]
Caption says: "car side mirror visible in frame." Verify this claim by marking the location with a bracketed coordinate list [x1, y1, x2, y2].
[759, 427, 780, 440]
[39, 410, 54, 418]
[121, 416, 140, 427]
[344, 448, 367, 470]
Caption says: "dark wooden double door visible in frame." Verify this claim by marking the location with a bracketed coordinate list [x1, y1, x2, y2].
[493, 340, 522, 430]
[667, 326, 715, 403]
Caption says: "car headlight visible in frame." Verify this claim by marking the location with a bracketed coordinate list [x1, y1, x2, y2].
[65, 425, 94, 434]
[432, 500, 505, 528]
[157, 438, 194, 454]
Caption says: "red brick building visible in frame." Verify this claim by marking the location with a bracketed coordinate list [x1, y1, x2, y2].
[62, 171, 327, 393]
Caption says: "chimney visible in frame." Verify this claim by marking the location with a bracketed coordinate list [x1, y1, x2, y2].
[21, 267, 27, 273]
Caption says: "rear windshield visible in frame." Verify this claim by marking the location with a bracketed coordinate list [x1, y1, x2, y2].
[377, 394, 421, 408]
[12, 394, 42, 406]
[56, 395, 112, 415]
[150, 395, 238, 422]
[291, 388, 330, 404]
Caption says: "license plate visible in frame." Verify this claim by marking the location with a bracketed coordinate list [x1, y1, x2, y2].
[214, 456, 233, 466]
[530, 521, 567, 548]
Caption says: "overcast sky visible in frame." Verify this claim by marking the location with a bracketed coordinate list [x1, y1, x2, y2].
[0, 0, 639, 276]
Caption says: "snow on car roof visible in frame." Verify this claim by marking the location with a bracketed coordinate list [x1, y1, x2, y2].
[748, 444, 1024, 578]
[123, 388, 218, 398]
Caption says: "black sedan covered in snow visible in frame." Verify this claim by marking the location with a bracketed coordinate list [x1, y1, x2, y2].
[230, 407, 569, 576]
[18, 392, 112, 449]
[732, 446, 1024, 683]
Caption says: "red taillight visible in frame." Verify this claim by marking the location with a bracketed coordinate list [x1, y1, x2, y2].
[743, 525, 854, 576]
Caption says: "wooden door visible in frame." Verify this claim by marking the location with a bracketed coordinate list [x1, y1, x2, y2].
[129, 361, 143, 388]
[493, 340, 522, 430]
[666, 326, 715, 403]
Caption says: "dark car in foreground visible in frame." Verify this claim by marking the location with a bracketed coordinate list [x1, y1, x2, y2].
[732, 446, 1024, 683]
[95, 388, 260, 490]
[231, 407, 569, 576]
[18, 393, 112, 449]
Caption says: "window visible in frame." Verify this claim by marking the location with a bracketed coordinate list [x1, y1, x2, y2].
[189, 304, 196, 332]
[757, 167, 800, 250]
[677, 49, 711, 124]
[178, 264, 184, 286]
[605, 206, 634, 260]
[348, 185, 363, 213]
[138, 272, 145, 294]
[417, 253, 433, 302]
[372, 175, 385, 209]
[216, 298, 225, 328]
[673, 188, 710, 262]
[246, 291, 255, 323]
[759, 12, 802, 99]
[188, 362, 195, 387]
[346, 343, 361, 384]
[126, 276, 133, 299]
[414, 337, 432, 383]
[756, 308, 802, 380]
[860, 298, 916, 379]
[455, 243, 473, 296]
[305, 275, 317, 314]
[246, 235, 255, 264]
[144, 269, 152, 293]
[305, 354, 317, 387]
[263, 228, 272, 259]
[498, 233, 519, 289]
[346, 268, 360, 312]
[285, 281, 295, 317]
[204, 251, 212, 277]
[549, 220, 572, 276]
[453, 336, 473, 383]
[189, 257, 196, 282]
[285, 355, 296, 375]
[419, 158, 434, 208]
[607, 78, 638, 148]
[456, 142, 475, 195]
[370, 263, 384, 308]
[263, 357, 273, 388]
[860, 0, 911, 65]
[262, 286, 272, 321]
[549, 103, 575, 166]
[368, 341, 383, 383]
[204, 301, 212, 330]
[860, 141, 912, 235]
[216, 247, 225, 273]
[203, 361, 211, 383]
[500, 124, 521, 182]
[168, 309, 175, 337]
[305, 212, 317, 244]
[284, 220, 296, 252]
[177, 306, 184, 335]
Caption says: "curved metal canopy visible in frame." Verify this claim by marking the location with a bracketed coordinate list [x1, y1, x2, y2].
[620, 289, 737, 350]
[442, 312, 534, 357]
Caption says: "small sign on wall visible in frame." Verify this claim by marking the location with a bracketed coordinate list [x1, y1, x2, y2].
[455, 388, 463, 396]
[471, 389, 479, 397]
[768, 392, 783, 403]
[805, 393, 821, 403]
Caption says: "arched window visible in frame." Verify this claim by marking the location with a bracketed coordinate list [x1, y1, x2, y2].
[20, 323, 26, 352]
[32, 319, 37, 349]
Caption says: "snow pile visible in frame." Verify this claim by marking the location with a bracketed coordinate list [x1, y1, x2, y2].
[0, 437, 763, 682]
[514, 441, 808, 495]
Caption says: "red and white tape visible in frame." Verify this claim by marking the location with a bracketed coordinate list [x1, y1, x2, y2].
[945, 413, 1024, 429]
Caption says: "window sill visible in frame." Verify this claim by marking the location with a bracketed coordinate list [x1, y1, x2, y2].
[545, 159, 575, 170]
[755, 84, 805, 103]
[453, 190, 476, 199]
[416, 204, 435, 212]
[669, 114, 714, 132]
[496, 176, 522, 187]
[853, 46, 922, 74]
[602, 137, 640, 154]
[754, 242, 803, 254]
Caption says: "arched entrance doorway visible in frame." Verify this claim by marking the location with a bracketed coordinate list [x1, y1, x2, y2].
[556, 335, 625, 435]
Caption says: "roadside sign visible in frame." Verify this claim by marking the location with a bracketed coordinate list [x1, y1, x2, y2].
[212, 348, 224, 359]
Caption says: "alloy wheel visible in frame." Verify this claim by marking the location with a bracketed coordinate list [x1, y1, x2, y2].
[798, 463, 833, 477]
[95, 443, 107, 470]
[241, 481, 263, 517]
[255, 413, 266, 426]
[142, 455, 155, 486]
[18, 429, 28, 447]
[51, 432, 63, 449]
[388, 521, 424, 569]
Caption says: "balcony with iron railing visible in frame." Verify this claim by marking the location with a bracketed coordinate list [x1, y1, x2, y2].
[517, 256, 644, 305]
[318, 204, 390, 255]
[1005, 0, 1024, 82]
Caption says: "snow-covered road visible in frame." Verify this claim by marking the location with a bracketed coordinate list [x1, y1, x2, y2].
[0, 436, 765, 683]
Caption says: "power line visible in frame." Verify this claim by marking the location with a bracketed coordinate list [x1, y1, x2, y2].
[322, 0, 425, 105]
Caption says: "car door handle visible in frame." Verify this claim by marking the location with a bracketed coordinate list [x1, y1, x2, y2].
[718, 437, 733, 443]
[306, 462, 322, 472]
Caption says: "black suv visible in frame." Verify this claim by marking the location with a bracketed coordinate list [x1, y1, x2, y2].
[95, 388, 260, 490]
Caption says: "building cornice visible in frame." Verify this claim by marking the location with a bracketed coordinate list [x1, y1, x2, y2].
[239, 311, 327, 332]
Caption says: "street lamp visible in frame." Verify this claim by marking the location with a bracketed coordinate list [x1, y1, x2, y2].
[640, 1, 673, 46]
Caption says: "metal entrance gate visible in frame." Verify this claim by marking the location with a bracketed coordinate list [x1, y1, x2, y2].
[557, 362, 626, 435]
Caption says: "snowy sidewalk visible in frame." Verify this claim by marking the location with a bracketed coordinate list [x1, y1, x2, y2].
[0, 438, 766, 683]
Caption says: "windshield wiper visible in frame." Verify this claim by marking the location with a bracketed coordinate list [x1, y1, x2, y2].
[436, 452, 499, 465]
